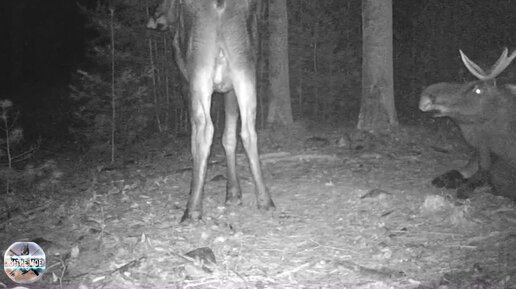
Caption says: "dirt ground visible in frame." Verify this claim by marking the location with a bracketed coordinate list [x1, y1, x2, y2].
[1, 122, 515, 289]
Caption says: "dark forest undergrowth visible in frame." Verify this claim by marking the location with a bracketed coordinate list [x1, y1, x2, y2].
[1, 122, 515, 289]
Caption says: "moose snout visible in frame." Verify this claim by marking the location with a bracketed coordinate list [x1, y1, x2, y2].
[419, 92, 448, 117]
[419, 94, 435, 112]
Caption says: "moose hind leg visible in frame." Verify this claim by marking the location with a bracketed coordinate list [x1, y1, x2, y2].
[181, 79, 214, 223]
[232, 70, 275, 210]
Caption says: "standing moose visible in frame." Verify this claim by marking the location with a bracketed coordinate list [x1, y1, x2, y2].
[419, 48, 516, 200]
[147, 0, 275, 222]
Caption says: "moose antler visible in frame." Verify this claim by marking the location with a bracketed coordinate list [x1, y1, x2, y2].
[460, 48, 516, 80]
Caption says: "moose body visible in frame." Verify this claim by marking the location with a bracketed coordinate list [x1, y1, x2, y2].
[420, 49, 516, 200]
[148, 0, 274, 222]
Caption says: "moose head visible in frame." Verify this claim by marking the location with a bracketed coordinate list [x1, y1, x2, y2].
[419, 48, 516, 124]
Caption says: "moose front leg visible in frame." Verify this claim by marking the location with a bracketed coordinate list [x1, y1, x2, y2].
[456, 145, 491, 199]
[432, 154, 478, 189]
[456, 169, 489, 199]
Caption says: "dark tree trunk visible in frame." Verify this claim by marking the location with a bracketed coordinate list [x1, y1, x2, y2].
[267, 0, 293, 127]
[358, 0, 398, 130]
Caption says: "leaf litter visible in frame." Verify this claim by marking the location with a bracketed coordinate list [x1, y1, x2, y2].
[0, 125, 515, 289]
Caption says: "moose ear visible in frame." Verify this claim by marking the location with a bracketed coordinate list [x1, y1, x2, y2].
[147, 0, 179, 30]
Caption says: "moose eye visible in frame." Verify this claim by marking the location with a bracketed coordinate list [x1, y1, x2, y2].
[473, 87, 483, 94]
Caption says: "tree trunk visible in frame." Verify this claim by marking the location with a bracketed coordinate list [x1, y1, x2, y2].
[267, 0, 293, 127]
[358, 0, 398, 131]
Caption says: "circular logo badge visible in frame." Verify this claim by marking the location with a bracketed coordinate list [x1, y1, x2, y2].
[4, 242, 46, 284]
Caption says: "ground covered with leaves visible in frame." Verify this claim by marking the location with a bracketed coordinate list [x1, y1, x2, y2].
[1, 122, 515, 289]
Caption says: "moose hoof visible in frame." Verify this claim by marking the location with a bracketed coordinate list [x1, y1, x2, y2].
[180, 209, 202, 224]
[225, 186, 242, 206]
[258, 199, 276, 211]
[225, 196, 243, 206]
[432, 170, 466, 189]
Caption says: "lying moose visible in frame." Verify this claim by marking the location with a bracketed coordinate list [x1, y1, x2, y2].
[419, 48, 516, 200]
